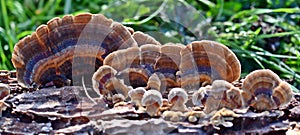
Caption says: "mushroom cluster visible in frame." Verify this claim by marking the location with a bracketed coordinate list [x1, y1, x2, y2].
[10, 13, 293, 120]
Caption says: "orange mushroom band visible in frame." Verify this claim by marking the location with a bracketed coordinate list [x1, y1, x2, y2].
[11, 13, 160, 87]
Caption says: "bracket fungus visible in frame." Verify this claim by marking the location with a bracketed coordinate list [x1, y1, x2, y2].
[168, 88, 188, 112]
[192, 85, 210, 106]
[141, 90, 163, 116]
[92, 65, 131, 99]
[11, 13, 159, 88]
[128, 87, 146, 109]
[202, 80, 245, 114]
[180, 40, 241, 93]
[242, 69, 292, 111]
[0, 83, 10, 115]
[0, 83, 10, 100]
[154, 43, 185, 89]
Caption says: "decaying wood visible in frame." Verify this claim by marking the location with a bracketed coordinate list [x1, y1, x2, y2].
[0, 82, 299, 134]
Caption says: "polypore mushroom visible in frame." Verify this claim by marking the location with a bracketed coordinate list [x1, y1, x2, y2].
[154, 43, 184, 89]
[242, 69, 292, 111]
[0, 83, 10, 115]
[168, 88, 188, 112]
[128, 87, 146, 109]
[192, 85, 210, 106]
[180, 40, 241, 94]
[92, 65, 131, 100]
[162, 111, 185, 122]
[11, 13, 160, 87]
[204, 80, 244, 114]
[141, 90, 163, 116]
[132, 31, 161, 46]
[0, 83, 10, 100]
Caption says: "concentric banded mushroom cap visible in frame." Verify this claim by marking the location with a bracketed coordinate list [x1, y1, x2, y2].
[242, 69, 292, 111]
[132, 32, 161, 46]
[11, 13, 159, 87]
[92, 65, 117, 95]
[140, 44, 161, 73]
[92, 65, 131, 98]
[0, 83, 10, 100]
[204, 80, 244, 113]
[146, 73, 162, 91]
[180, 40, 241, 90]
[154, 43, 184, 88]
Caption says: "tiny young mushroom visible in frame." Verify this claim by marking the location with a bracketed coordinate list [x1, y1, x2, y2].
[203, 80, 244, 114]
[192, 85, 210, 107]
[112, 94, 126, 107]
[0, 83, 10, 100]
[141, 90, 163, 117]
[162, 111, 185, 122]
[168, 88, 188, 112]
[128, 87, 146, 110]
[0, 83, 10, 116]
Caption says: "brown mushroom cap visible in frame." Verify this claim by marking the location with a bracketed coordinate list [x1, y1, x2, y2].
[92, 65, 131, 98]
[180, 40, 241, 91]
[0, 83, 10, 100]
[132, 31, 161, 46]
[92, 65, 117, 96]
[146, 73, 163, 92]
[154, 43, 184, 89]
[11, 13, 161, 87]
[242, 69, 292, 111]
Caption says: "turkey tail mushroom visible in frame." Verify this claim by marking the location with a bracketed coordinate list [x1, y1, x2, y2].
[11, 13, 160, 87]
[154, 43, 185, 90]
[203, 80, 244, 114]
[180, 40, 241, 93]
[92, 65, 131, 98]
[242, 69, 292, 111]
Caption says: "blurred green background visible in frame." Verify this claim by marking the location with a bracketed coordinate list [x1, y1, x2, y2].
[0, 0, 300, 89]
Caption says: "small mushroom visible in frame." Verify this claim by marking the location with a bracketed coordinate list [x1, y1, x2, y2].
[112, 94, 126, 105]
[210, 108, 238, 128]
[204, 80, 244, 114]
[242, 69, 293, 111]
[168, 88, 188, 112]
[128, 87, 146, 109]
[162, 111, 185, 122]
[0, 83, 10, 116]
[141, 90, 163, 116]
[184, 110, 205, 123]
[92, 65, 131, 99]
[192, 85, 210, 106]
[92, 65, 117, 96]
[146, 73, 167, 93]
[0, 83, 10, 100]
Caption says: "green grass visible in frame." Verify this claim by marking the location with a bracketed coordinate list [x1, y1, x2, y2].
[0, 0, 299, 90]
